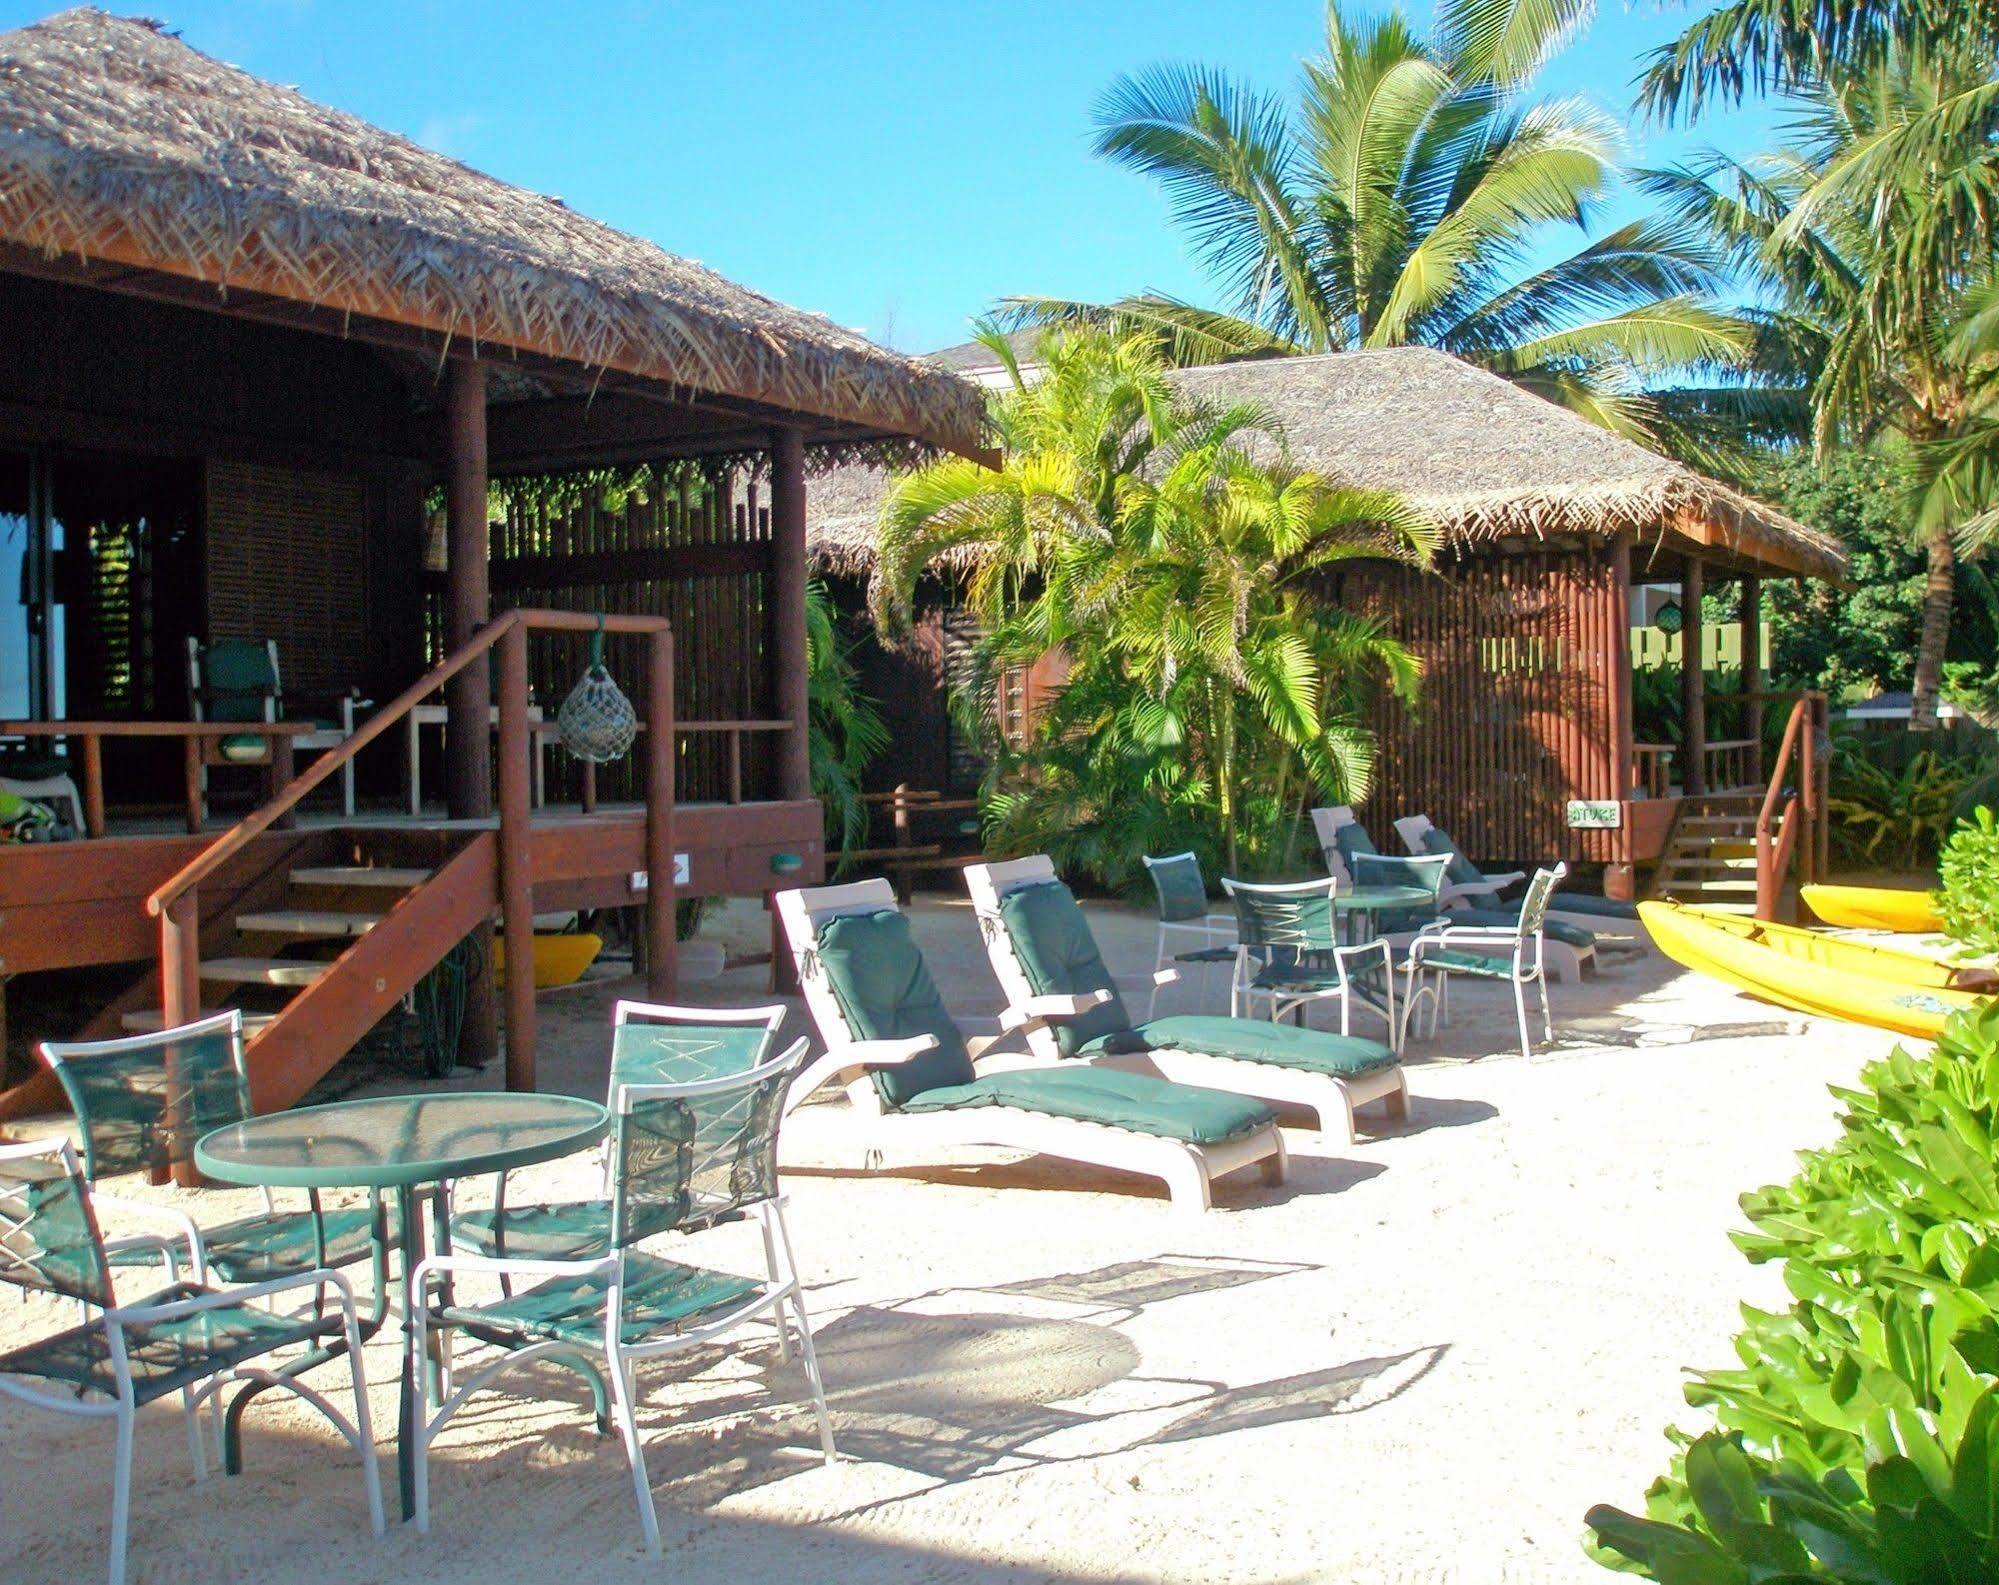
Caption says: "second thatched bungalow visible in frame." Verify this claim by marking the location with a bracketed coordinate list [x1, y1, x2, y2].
[811, 344, 1847, 901]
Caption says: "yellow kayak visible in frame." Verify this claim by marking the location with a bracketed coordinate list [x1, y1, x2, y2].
[492, 932, 604, 989]
[1638, 900, 1992, 1039]
[1800, 883, 1944, 934]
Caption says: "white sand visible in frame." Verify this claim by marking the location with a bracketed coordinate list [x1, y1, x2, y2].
[0, 898, 1894, 1584]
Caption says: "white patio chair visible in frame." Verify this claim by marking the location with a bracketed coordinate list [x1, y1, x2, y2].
[1221, 875, 1400, 1049]
[1400, 863, 1568, 1061]
[1139, 852, 1237, 1016]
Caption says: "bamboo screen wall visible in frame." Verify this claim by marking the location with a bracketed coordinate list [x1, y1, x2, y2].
[428, 473, 776, 805]
[1341, 543, 1627, 867]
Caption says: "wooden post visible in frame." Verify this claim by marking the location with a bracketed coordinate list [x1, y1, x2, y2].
[1680, 556, 1707, 797]
[768, 427, 812, 802]
[644, 626, 678, 999]
[182, 736, 203, 834]
[1604, 536, 1637, 899]
[80, 732, 103, 839]
[269, 735, 296, 832]
[442, 358, 496, 1069]
[443, 359, 492, 822]
[892, 782, 914, 906]
[1740, 573, 1764, 772]
[160, 889, 202, 1186]
[496, 619, 535, 1092]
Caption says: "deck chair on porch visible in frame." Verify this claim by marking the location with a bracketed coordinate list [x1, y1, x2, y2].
[1318, 806, 1599, 980]
[777, 879, 1286, 1213]
[187, 637, 361, 819]
[967, 857, 1407, 1147]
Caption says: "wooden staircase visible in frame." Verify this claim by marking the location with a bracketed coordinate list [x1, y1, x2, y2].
[1650, 795, 1767, 912]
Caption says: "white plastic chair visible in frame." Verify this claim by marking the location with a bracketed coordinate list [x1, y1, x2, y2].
[1140, 852, 1237, 1017]
[1400, 864, 1567, 1061]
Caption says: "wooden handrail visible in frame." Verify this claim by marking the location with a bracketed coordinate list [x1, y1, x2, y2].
[146, 609, 672, 918]
[1754, 692, 1825, 920]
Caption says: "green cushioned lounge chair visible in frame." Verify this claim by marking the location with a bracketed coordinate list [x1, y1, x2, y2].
[1401, 864, 1568, 1061]
[1393, 811, 1641, 949]
[967, 856, 1407, 1147]
[411, 1042, 832, 1554]
[0, 1136, 382, 1585]
[776, 879, 1286, 1213]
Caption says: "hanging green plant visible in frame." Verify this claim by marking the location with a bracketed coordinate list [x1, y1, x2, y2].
[556, 615, 639, 763]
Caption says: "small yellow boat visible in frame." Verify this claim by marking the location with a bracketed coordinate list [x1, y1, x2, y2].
[492, 932, 604, 989]
[1800, 883, 1945, 935]
[1638, 900, 1992, 1040]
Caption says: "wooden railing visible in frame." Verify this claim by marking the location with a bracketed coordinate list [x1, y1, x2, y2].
[1755, 691, 1828, 921]
[575, 719, 793, 812]
[146, 609, 679, 1145]
[1632, 743, 1675, 799]
[1702, 737, 1760, 793]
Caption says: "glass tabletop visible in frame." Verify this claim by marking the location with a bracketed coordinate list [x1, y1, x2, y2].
[1333, 885, 1438, 910]
[195, 1092, 609, 1190]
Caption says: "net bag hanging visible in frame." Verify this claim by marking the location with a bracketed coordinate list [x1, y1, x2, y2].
[557, 616, 639, 764]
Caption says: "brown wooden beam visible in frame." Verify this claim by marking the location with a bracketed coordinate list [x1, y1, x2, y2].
[1681, 556, 1707, 797]
[769, 426, 813, 802]
[1740, 573, 1764, 756]
[488, 542, 767, 591]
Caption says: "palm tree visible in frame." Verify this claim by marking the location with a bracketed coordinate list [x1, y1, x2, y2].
[1002, 1, 1754, 467]
[876, 327, 1435, 879]
[1643, 45, 1999, 726]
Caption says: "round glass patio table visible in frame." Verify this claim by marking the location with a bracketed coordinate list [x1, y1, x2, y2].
[1321, 884, 1442, 1026]
[197, 1092, 609, 1522]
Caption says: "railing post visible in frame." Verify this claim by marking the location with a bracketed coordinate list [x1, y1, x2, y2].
[1799, 698, 1818, 889]
[727, 730, 743, 806]
[160, 889, 202, 1186]
[496, 618, 536, 1093]
[645, 626, 678, 999]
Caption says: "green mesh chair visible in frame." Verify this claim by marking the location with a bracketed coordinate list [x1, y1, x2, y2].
[1400, 863, 1568, 1061]
[969, 857, 1409, 1146]
[1348, 851, 1453, 939]
[1139, 852, 1237, 1018]
[1221, 876, 1399, 1048]
[450, 1001, 788, 1268]
[0, 1136, 382, 1585]
[39, 1012, 389, 1302]
[410, 1041, 830, 1553]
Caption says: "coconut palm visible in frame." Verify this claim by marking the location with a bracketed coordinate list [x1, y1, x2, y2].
[1002, 1, 1753, 467]
[877, 327, 1435, 880]
[1643, 44, 1999, 726]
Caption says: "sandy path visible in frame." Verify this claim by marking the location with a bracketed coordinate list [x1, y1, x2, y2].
[0, 899, 1891, 1583]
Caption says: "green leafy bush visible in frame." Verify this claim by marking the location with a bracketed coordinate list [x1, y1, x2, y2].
[1826, 740, 1984, 867]
[1939, 807, 1999, 958]
[1586, 1002, 1999, 1580]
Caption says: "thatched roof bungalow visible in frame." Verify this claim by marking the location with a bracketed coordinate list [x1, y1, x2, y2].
[808, 345, 1847, 887]
[0, 8, 985, 1100]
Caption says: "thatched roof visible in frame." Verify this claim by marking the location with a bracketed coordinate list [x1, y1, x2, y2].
[808, 346, 1846, 582]
[0, 9, 986, 459]
[1172, 349, 1843, 580]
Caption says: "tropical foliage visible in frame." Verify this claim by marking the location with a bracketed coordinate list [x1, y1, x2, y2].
[1000, 0, 1757, 464]
[805, 579, 889, 868]
[1939, 806, 1999, 957]
[875, 327, 1434, 884]
[1825, 737, 1985, 865]
[1587, 1002, 1999, 1579]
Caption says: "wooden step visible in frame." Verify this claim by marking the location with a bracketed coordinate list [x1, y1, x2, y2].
[289, 866, 432, 890]
[236, 909, 380, 939]
[121, 1008, 278, 1035]
[198, 957, 329, 988]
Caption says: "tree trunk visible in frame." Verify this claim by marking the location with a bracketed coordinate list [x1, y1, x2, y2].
[1911, 521, 1957, 731]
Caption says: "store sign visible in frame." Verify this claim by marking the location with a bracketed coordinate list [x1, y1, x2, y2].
[1566, 800, 1622, 829]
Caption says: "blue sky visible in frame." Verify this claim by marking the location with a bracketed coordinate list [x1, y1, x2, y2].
[3, 1, 1780, 351]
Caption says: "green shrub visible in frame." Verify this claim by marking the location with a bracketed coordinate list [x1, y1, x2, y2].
[1586, 1002, 1999, 1580]
[1826, 734, 1986, 868]
[1940, 807, 1999, 958]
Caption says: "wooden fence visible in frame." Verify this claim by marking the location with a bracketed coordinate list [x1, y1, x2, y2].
[1339, 544, 1626, 867]
[425, 471, 779, 805]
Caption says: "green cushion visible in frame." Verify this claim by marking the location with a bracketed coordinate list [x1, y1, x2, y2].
[1094, 1015, 1397, 1078]
[202, 640, 278, 725]
[0, 748, 72, 780]
[1547, 893, 1639, 922]
[814, 909, 975, 1107]
[1332, 823, 1379, 865]
[1451, 906, 1596, 951]
[452, 1201, 612, 1261]
[1146, 855, 1211, 923]
[217, 732, 270, 763]
[898, 1065, 1272, 1145]
[996, 880, 1134, 1056]
[440, 1251, 762, 1349]
[0, 1283, 336, 1406]
[1419, 829, 1486, 890]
